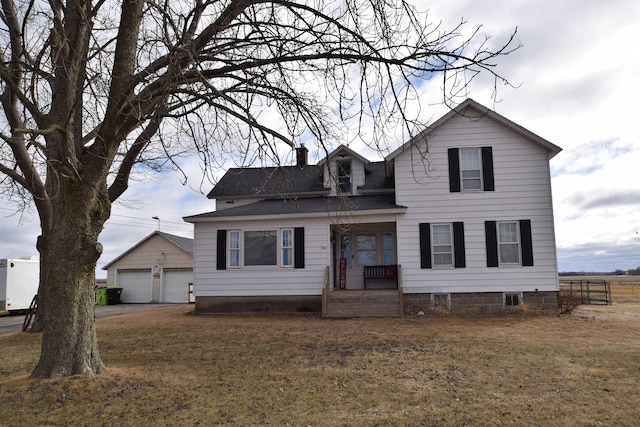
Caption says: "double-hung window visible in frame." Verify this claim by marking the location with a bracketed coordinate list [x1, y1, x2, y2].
[448, 147, 494, 192]
[228, 231, 241, 267]
[460, 148, 482, 190]
[281, 229, 294, 267]
[498, 221, 520, 265]
[419, 222, 466, 269]
[485, 220, 533, 267]
[432, 224, 453, 267]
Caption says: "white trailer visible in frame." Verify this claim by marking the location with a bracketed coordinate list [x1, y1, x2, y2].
[0, 258, 39, 313]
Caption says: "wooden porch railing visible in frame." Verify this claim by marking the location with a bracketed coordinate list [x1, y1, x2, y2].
[321, 266, 330, 319]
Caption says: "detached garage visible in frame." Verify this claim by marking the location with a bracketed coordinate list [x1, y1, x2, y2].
[102, 231, 193, 304]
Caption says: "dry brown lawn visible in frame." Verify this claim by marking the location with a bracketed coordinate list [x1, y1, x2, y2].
[1, 286, 640, 426]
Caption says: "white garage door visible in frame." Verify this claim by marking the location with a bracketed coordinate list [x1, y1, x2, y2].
[117, 269, 152, 303]
[162, 269, 193, 303]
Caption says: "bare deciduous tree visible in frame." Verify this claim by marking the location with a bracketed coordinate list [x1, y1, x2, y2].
[0, 0, 518, 378]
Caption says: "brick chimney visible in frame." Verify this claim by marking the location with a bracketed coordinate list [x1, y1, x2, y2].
[296, 144, 308, 167]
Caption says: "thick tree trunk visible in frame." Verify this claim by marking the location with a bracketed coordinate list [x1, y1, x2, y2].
[29, 177, 110, 378]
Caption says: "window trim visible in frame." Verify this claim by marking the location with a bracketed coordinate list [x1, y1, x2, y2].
[226, 228, 298, 269]
[448, 147, 494, 193]
[228, 230, 241, 268]
[420, 222, 465, 269]
[459, 148, 483, 192]
[497, 221, 521, 266]
[281, 228, 294, 268]
[431, 223, 454, 268]
[504, 292, 523, 308]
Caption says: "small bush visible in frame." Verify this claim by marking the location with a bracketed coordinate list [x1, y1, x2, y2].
[558, 291, 582, 314]
[434, 306, 450, 317]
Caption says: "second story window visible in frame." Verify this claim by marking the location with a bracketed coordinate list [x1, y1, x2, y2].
[337, 160, 352, 194]
[448, 147, 494, 192]
[460, 148, 482, 190]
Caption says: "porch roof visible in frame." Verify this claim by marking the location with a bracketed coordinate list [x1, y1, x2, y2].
[184, 195, 406, 221]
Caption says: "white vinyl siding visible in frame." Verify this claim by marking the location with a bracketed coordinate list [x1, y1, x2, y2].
[193, 218, 326, 296]
[192, 212, 398, 297]
[394, 110, 559, 294]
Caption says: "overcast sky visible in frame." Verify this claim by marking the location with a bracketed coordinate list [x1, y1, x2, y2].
[1, 0, 639, 276]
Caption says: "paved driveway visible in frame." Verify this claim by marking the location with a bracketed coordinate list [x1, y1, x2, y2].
[0, 304, 177, 335]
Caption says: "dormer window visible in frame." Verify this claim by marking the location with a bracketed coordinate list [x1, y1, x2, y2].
[337, 160, 352, 194]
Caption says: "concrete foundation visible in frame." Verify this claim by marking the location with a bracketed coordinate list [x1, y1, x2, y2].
[195, 295, 322, 314]
[403, 291, 559, 316]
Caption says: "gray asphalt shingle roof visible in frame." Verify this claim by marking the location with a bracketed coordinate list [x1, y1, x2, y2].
[184, 195, 405, 220]
[207, 165, 326, 198]
[207, 161, 393, 199]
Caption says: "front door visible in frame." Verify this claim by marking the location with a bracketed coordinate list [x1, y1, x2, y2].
[334, 224, 396, 289]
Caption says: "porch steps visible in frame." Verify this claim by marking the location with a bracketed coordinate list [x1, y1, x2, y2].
[324, 290, 402, 318]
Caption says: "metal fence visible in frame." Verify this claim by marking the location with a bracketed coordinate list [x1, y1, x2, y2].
[559, 279, 611, 306]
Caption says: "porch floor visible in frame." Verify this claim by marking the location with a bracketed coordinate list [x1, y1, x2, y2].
[324, 289, 402, 318]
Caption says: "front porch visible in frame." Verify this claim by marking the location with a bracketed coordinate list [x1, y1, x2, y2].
[323, 221, 403, 317]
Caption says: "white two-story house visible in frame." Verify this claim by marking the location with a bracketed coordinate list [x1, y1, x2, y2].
[184, 99, 562, 316]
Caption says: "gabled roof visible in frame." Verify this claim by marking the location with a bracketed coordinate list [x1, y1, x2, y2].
[184, 195, 406, 222]
[207, 152, 393, 200]
[207, 165, 326, 199]
[102, 231, 193, 270]
[317, 144, 371, 168]
[387, 98, 562, 161]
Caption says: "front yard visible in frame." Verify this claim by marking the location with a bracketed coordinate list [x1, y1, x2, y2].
[1, 294, 639, 426]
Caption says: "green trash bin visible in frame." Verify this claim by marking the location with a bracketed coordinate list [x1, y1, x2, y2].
[96, 288, 108, 306]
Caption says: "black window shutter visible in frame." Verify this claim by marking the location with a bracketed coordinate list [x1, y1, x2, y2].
[520, 220, 534, 266]
[448, 148, 461, 193]
[482, 146, 495, 191]
[453, 222, 466, 268]
[216, 230, 227, 270]
[294, 227, 305, 269]
[485, 221, 498, 267]
[419, 223, 432, 269]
